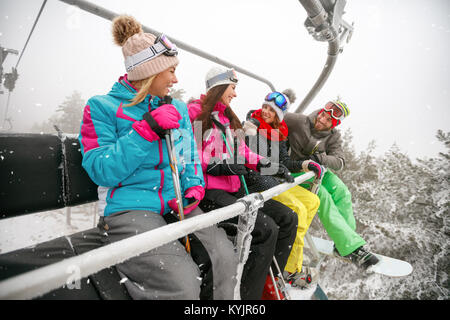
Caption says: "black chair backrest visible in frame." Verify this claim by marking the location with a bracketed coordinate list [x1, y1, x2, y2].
[0, 133, 98, 220]
[62, 135, 98, 206]
[0, 133, 65, 219]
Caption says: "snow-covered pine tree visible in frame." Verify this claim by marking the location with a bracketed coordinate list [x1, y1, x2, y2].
[31, 91, 85, 134]
[309, 130, 449, 300]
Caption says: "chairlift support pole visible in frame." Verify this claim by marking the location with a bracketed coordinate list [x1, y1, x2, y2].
[58, 0, 276, 92]
[295, 0, 353, 113]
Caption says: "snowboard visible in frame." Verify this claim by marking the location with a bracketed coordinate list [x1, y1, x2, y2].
[286, 283, 329, 300]
[306, 236, 413, 277]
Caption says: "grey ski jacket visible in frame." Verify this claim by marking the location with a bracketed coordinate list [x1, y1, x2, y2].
[284, 110, 345, 171]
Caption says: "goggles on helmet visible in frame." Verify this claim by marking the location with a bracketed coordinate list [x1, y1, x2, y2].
[324, 101, 349, 121]
[125, 34, 178, 72]
[265, 92, 288, 111]
[205, 69, 238, 89]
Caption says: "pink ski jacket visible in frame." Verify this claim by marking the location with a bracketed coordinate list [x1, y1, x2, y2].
[188, 97, 262, 193]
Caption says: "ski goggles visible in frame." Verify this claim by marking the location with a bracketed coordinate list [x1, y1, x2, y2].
[125, 34, 178, 72]
[324, 101, 349, 121]
[265, 91, 288, 111]
[205, 69, 238, 89]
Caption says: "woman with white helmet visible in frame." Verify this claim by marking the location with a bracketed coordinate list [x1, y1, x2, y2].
[187, 67, 297, 299]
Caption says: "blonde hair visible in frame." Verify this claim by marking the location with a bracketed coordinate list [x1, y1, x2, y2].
[123, 75, 156, 107]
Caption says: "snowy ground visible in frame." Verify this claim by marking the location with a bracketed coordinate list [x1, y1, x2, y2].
[286, 283, 318, 300]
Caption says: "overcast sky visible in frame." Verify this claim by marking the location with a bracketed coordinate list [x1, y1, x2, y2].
[0, 0, 449, 159]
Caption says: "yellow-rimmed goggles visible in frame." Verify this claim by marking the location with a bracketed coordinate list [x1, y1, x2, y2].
[324, 101, 349, 121]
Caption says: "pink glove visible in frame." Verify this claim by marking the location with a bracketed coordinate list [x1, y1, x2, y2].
[302, 160, 324, 178]
[133, 104, 181, 142]
[151, 104, 182, 130]
[168, 186, 205, 215]
[132, 120, 160, 142]
[184, 185, 205, 201]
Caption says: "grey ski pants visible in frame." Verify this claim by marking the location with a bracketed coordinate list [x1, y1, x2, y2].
[98, 208, 237, 300]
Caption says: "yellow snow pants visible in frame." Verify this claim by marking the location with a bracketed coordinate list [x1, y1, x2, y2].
[272, 185, 320, 274]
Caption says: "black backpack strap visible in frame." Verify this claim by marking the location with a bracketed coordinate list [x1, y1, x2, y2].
[210, 116, 227, 134]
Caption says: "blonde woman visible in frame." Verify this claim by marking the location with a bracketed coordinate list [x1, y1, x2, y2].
[79, 15, 237, 300]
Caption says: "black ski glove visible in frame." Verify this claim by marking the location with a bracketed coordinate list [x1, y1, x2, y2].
[257, 158, 294, 183]
[207, 157, 249, 176]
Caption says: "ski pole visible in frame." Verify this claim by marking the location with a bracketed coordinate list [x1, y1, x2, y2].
[310, 166, 326, 194]
[165, 130, 191, 253]
[211, 112, 249, 195]
[305, 166, 327, 268]
[212, 112, 290, 299]
[272, 256, 291, 300]
[159, 95, 190, 253]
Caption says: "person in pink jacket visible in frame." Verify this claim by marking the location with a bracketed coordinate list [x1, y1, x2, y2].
[188, 66, 298, 300]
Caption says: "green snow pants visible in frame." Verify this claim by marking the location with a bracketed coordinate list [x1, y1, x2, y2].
[293, 170, 366, 256]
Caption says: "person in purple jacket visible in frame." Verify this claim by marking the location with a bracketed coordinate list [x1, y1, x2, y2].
[78, 15, 237, 300]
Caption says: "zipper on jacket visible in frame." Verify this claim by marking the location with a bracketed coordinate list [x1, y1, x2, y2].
[110, 182, 123, 198]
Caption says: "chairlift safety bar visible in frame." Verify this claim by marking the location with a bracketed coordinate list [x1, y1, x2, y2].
[0, 172, 314, 300]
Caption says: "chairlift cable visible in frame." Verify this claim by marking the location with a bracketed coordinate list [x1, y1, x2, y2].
[2, 0, 47, 130]
[15, 0, 48, 69]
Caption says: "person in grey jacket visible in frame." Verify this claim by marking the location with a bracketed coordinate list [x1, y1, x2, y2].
[284, 101, 379, 269]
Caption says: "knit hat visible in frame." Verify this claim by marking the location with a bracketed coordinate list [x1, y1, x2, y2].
[262, 89, 296, 121]
[112, 15, 179, 81]
[205, 67, 238, 92]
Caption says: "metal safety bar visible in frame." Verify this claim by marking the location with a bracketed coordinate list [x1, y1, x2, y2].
[0, 172, 314, 300]
[58, 0, 276, 91]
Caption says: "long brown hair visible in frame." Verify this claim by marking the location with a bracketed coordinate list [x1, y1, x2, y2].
[195, 84, 243, 132]
[264, 104, 286, 140]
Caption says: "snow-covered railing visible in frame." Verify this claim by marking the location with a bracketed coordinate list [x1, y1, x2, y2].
[0, 172, 315, 300]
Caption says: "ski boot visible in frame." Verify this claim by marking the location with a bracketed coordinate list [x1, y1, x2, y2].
[338, 246, 379, 269]
[284, 266, 317, 289]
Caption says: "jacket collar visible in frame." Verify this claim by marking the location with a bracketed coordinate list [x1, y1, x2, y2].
[251, 109, 288, 141]
[214, 101, 227, 114]
[111, 74, 162, 110]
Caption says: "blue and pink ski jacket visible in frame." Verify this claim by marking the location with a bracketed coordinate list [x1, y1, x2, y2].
[79, 75, 204, 217]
